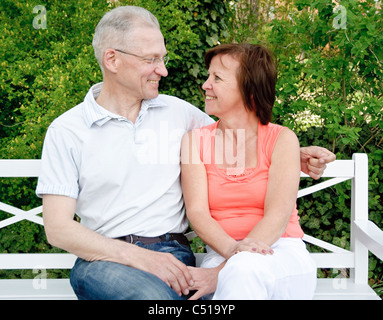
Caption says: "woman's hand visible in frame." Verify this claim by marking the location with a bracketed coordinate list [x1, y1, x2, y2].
[227, 238, 274, 258]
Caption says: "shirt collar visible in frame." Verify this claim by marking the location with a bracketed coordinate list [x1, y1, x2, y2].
[83, 82, 167, 128]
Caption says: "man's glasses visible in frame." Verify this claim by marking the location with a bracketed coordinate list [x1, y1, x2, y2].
[114, 49, 169, 66]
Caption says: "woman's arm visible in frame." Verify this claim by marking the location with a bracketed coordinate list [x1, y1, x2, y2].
[246, 128, 301, 246]
[180, 131, 237, 259]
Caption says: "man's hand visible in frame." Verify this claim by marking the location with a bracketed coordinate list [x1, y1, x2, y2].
[134, 248, 194, 297]
[300, 146, 336, 180]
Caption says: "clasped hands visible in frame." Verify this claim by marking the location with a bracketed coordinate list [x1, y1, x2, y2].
[187, 237, 272, 300]
[141, 237, 271, 300]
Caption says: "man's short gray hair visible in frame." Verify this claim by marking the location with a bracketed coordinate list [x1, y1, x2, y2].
[92, 6, 160, 72]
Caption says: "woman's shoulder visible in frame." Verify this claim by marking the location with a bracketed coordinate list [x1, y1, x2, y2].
[198, 121, 218, 131]
[261, 122, 297, 140]
[260, 121, 284, 133]
[192, 121, 218, 137]
[259, 122, 298, 160]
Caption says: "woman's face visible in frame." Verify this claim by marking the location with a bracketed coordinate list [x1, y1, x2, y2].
[202, 54, 245, 118]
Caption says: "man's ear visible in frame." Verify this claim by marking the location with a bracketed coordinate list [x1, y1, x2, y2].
[102, 49, 119, 74]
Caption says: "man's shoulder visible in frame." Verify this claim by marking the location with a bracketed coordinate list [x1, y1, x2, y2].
[48, 103, 85, 130]
[157, 94, 193, 107]
[156, 94, 208, 117]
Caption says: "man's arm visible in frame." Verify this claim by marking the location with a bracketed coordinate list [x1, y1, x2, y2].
[43, 194, 193, 296]
[43, 195, 133, 262]
[300, 146, 336, 180]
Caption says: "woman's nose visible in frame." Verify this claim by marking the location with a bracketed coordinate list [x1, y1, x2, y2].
[202, 77, 211, 90]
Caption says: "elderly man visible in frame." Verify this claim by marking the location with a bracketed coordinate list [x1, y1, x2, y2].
[36, 6, 335, 300]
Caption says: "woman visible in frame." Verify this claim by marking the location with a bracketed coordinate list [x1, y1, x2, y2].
[180, 43, 317, 300]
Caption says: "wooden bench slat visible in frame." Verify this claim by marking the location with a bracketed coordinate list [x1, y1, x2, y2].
[354, 220, 383, 261]
[0, 279, 76, 300]
[313, 279, 380, 300]
[301, 159, 354, 178]
[303, 234, 350, 254]
[0, 254, 76, 270]
[0, 279, 379, 301]
[0, 159, 41, 177]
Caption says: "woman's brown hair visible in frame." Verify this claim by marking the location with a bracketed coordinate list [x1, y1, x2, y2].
[204, 43, 277, 125]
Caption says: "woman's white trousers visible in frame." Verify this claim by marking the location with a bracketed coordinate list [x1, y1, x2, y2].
[201, 238, 317, 300]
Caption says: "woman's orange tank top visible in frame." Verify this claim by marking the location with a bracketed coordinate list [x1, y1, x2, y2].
[193, 120, 304, 240]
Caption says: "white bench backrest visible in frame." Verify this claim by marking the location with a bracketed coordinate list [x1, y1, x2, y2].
[0, 155, 369, 283]
[298, 153, 369, 284]
[0, 159, 76, 270]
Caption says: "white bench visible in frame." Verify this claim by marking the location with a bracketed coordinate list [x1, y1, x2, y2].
[0, 154, 382, 300]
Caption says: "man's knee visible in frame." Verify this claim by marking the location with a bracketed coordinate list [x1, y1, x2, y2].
[70, 258, 181, 300]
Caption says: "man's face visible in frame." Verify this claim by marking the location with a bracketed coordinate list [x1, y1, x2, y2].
[115, 27, 168, 101]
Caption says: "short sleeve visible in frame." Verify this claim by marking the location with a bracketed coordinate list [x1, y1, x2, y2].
[183, 101, 215, 131]
[35, 125, 80, 199]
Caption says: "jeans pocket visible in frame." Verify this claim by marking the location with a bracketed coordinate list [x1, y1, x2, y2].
[143, 240, 195, 266]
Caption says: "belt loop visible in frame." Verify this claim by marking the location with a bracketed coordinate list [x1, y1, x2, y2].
[129, 234, 134, 244]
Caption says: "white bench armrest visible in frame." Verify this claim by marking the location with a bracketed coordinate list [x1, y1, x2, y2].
[353, 220, 383, 261]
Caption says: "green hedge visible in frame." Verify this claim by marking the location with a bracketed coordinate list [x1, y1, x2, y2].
[0, 0, 232, 159]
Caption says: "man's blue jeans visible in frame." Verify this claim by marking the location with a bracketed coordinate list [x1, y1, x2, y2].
[70, 235, 196, 300]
